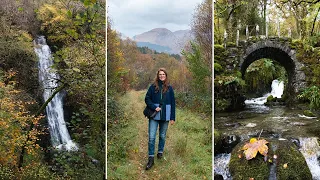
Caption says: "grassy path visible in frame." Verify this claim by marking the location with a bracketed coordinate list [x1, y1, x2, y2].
[108, 90, 212, 179]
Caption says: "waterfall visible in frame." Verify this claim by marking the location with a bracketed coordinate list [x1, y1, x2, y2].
[299, 137, 320, 180]
[34, 36, 78, 151]
[245, 79, 284, 105]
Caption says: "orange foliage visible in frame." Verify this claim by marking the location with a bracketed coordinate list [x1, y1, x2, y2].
[0, 71, 43, 167]
[241, 138, 269, 160]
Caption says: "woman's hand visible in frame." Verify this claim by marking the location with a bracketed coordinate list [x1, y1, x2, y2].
[170, 120, 175, 125]
[155, 107, 161, 112]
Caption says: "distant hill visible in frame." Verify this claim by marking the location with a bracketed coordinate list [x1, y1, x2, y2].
[136, 42, 171, 53]
[133, 28, 192, 54]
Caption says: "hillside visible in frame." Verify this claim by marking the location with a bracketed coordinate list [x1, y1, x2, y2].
[133, 28, 192, 54]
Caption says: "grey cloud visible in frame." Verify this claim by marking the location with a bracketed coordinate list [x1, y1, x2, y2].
[108, 0, 203, 38]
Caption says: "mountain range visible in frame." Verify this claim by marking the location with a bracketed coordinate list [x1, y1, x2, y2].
[132, 28, 192, 54]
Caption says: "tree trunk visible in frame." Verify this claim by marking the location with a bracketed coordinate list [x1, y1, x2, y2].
[311, 7, 320, 36]
[263, 0, 267, 35]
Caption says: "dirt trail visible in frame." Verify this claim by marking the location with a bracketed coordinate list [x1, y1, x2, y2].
[125, 90, 175, 179]
[124, 90, 150, 179]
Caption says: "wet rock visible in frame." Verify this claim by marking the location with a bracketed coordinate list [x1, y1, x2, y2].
[245, 123, 257, 128]
[214, 174, 224, 180]
[290, 138, 300, 147]
[224, 122, 241, 128]
[215, 135, 241, 154]
[303, 110, 316, 117]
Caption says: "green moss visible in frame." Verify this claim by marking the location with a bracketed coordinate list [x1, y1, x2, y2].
[214, 129, 221, 151]
[214, 63, 223, 73]
[227, 42, 236, 47]
[214, 98, 231, 112]
[276, 141, 312, 179]
[229, 140, 271, 180]
[303, 110, 316, 117]
[214, 44, 224, 50]
[229, 139, 311, 180]
[267, 95, 274, 102]
[214, 44, 227, 66]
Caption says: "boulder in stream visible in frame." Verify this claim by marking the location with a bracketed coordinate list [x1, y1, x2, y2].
[229, 138, 312, 180]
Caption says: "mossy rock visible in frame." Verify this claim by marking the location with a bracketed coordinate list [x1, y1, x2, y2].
[229, 139, 311, 180]
[267, 95, 274, 102]
[303, 110, 316, 117]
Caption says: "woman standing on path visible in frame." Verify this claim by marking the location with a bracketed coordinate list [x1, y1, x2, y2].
[144, 68, 176, 170]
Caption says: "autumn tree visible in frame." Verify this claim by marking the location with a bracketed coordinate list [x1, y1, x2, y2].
[0, 70, 43, 168]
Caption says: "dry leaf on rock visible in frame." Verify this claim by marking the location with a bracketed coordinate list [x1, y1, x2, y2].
[241, 138, 269, 160]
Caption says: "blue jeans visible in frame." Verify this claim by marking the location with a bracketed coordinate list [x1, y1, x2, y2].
[148, 119, 169, 157]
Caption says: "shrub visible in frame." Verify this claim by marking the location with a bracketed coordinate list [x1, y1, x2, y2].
[298, 86, 320, 110]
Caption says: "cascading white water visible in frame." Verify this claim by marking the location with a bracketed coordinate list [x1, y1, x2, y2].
[245, 79, 284, 105]
[34, 36, 78, 151]
[214, 153, 232, 180]
[299, 137, 320, 180]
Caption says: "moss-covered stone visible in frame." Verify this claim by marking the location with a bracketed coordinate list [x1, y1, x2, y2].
[229, 140, 271, 180]
[229, 139, 311, 180]
[267, 95, 274, 102]
[276, 141, 312, 180]
[303, 110, 316, 117]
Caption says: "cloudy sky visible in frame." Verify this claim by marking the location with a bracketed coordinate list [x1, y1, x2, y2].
[108, 0, 204, 38]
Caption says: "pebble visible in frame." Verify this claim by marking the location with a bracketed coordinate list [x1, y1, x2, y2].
[245, 123, 257, 127]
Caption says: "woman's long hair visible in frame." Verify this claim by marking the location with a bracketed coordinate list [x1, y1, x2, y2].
[153, 68, 169, 93]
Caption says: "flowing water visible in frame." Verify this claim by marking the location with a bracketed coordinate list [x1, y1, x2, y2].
[214, 80, 320, 179]
[34, 36, 78, 151]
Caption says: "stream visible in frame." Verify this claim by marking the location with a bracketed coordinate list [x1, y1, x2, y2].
[214, 80, 320, 180]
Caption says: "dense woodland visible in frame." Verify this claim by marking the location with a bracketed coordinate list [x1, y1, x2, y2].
[0, 0, 105, 179]
[107, 0, 212, 178]
[214, 0, 320, 111]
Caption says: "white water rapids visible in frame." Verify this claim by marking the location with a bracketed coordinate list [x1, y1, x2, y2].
[299, 137, 320, 180]
[34, 36, 78, 151]
[245, 79, 284, 106]
[214, 153, 232, 179]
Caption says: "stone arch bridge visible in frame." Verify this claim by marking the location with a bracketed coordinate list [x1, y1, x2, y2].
[225, 37, 307, 98]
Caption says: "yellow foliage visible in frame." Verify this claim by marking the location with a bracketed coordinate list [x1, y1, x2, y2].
[0, 71, 43, 167]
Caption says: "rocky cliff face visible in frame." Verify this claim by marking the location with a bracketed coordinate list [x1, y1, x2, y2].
[133, 28, 192, 54]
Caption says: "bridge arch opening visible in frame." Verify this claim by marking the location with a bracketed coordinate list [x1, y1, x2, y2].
[241, 47, 295, 99]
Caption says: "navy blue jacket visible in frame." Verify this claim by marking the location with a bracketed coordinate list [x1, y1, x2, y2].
[145, 83, 176, 121]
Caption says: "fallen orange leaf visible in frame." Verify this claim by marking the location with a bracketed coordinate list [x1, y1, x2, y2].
[242, 138, 269, 160]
